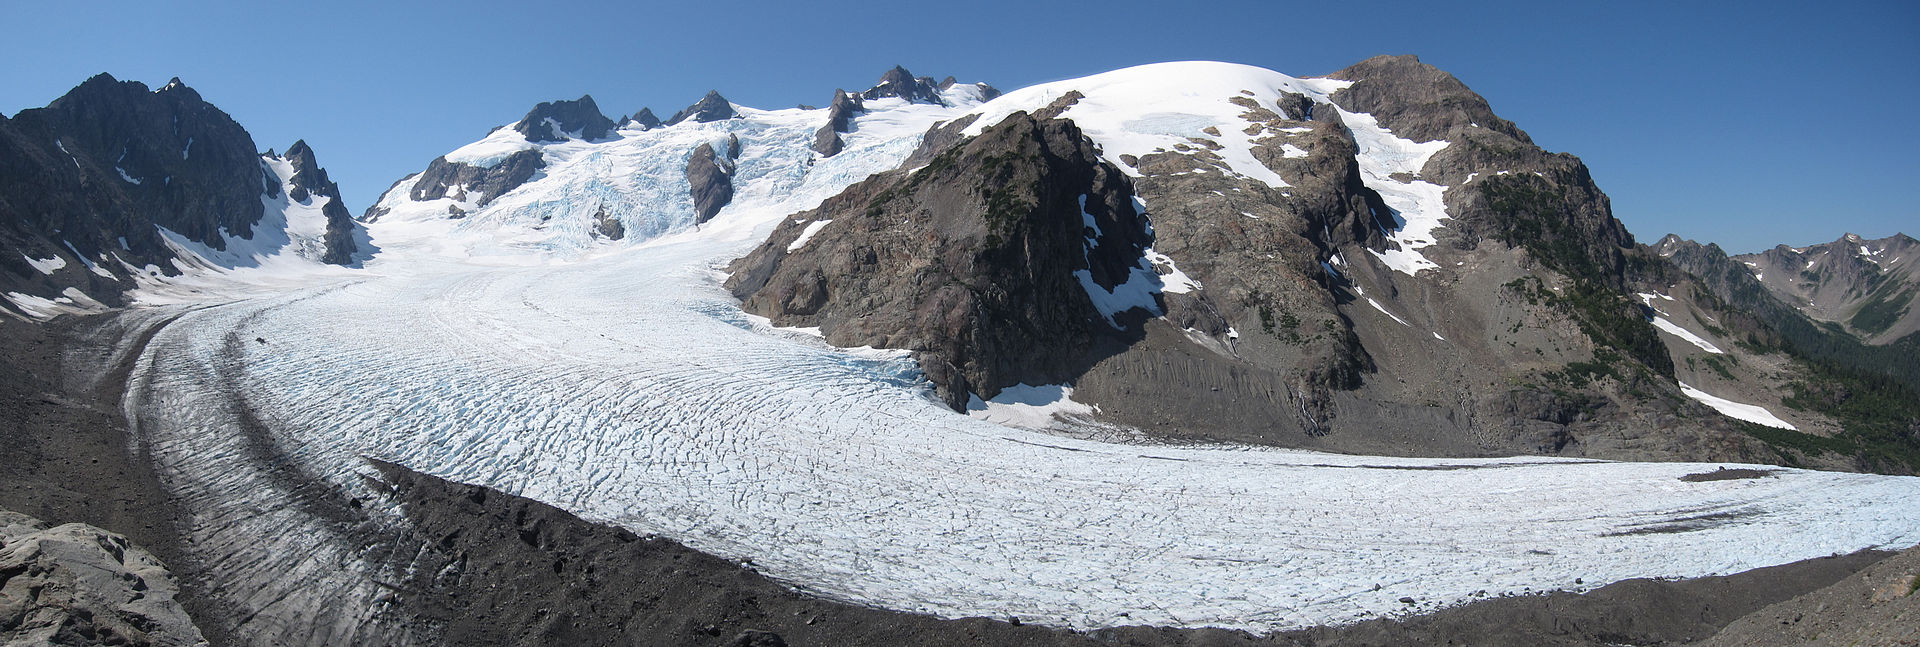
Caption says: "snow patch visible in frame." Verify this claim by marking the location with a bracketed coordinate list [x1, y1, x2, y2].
[1678, 382, 1796, 430]
[967, 383, 1099, 431]
[1342, 107, 1451, 276]
[1144, 249, 1199, 294]
[1366, 298, 1411, 327]
[954, 61, 1340, 189]
[786, 219, 833, 252]
[22, 254, 67, 275]
[1652, 317, 1723, 354]
[442, 126, 541, 168]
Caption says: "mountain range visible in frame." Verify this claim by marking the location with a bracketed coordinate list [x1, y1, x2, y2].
[1, 57, 1917, 645]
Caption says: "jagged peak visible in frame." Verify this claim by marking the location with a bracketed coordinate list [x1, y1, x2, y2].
[624, 106, 661, 130]
[284, 139, 319, 167]
[665, 90, 737, 126]
[862, 65, 944, 105]
[79, 72, 122, 88]
[514, 94, 615, 143]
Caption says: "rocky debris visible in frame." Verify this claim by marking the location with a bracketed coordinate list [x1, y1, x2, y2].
[512, 94, 616, 143]
[1699, 544, 1920, 647]
[725, 630, 789, 647]
[406, 148, 545, 210]
[619, 107, 662, 131]
[812, 90, 863, 157]
[686, 142, 734, 224]
[0, 511, 207, 647]
[666, 90, 737, 125]
[1283, 549, 1892, 647]
[862, 65, 946, 105]
[728, 111, 1155, 409]
[0, 73, 270, 305]
[280, 140, 362, 266]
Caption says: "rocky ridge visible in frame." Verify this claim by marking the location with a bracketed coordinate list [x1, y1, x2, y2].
[512, 94, 617, 143]
[730, 112, 1157, 409]
[0, 74, 364, 318]
[1736, 232, 1920, 343]
[686, 134, 739, 225]
[667, 90, 738, 125]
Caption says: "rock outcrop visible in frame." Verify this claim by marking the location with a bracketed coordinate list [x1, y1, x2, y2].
[281, 140, 361, 265]
[0, 511, 207, 646]
[621, 107, 662, 130]
[512, 94, 616, 143]
[728, 112, 1155, 409]
[686, 141, 734, 224]
[811, 90, 862, 157]
[862, 66, 945, 105]
[666, 91, 737, 126]
[0, 74, 359, 315]
[403, 148, 545, 210]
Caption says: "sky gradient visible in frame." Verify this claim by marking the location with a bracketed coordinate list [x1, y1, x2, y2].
[4, 0, 1913, 253]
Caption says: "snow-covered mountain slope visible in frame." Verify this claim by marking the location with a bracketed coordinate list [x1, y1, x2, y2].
[948, 61, 1450, 276]
[364, 83, 989, 261]
[114, 61, 1920, 638]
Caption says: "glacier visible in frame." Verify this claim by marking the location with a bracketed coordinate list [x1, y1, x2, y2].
[114, 62, 1920, 633]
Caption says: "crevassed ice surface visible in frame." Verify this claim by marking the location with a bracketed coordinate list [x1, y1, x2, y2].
[126, 62, 1920, 633]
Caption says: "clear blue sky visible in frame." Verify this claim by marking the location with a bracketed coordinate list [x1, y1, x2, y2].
[4, 0, 1913, 253]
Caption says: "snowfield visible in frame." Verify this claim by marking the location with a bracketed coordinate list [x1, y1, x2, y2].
[119, 62, 1920, 633]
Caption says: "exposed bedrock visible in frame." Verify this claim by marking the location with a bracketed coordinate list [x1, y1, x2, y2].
[728, 111, 1155, 410]
[405, 148, 546, 209]
[0, 511, 208, 647]
[282, 140, 362, 266]
[667, 90, 738, 126]
[511, 94, 616, 143]
[686, 141, 735, 224]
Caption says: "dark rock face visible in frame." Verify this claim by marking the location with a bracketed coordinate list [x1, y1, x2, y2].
[685, 142, 733, 224]
[512, 94, 616, 143]
[281, 140, 362, 266]
[592, 205, 625, 240]
[811, 90, 863, 157]
[862, 66, 945, 105]
[727, 112, 1155, 409]
[666, 91, 737, 125]
[405, 149, 545, 209]
[0, 74, 292, 309]
[1329, 54, 1531, 145]
[624, 107, 661, 130]
[0, 75, 263, 255]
